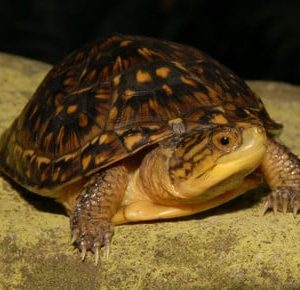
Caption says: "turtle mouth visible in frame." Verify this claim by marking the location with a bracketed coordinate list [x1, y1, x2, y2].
[200, 171, 262, 209]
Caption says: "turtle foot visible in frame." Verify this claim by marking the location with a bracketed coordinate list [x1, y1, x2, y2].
[262, 187, 300, 217]
[70, 218, 113, 265]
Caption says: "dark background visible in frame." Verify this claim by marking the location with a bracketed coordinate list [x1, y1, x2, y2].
[0, 0, 299, 84]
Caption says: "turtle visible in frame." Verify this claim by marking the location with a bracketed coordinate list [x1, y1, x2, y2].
[0, 34, 300, 264]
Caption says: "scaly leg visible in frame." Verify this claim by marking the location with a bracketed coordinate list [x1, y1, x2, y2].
[70, 165, 128, 264]
[261, 138, 300, 215]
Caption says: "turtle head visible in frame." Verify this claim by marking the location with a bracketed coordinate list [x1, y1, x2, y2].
[168, 125, 267, 203]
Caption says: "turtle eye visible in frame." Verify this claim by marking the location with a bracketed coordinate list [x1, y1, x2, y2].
[211, 129, 241, 151]
[220, 136, 230, 146]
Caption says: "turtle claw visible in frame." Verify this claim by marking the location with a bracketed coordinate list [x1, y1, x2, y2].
[71, 229, 79, 244]
[70, 216, 113, 264]
[282, 197, 288, 214]
[81, 245, 87, 261]
[261, 199, 270, 216]
[272, 198, 278, 215]
[262, 187, 300, 216]
[94, 247, 100, 265]
[293, 201, 300, 218]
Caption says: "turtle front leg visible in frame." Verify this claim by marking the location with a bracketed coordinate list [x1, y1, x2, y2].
[261, 138, 300, 215]
[70, 165, 128, 264]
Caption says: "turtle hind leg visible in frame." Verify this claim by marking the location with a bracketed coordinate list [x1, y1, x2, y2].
[261, 138, 300, 215]
[70, 165, 128, 265]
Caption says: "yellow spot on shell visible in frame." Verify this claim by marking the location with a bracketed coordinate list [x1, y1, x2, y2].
[56, 105, 64, 115]
[172, 61, 187, 71]
[156, 67, 171, 78]
[52, 168, 61, 182]
[124, 133, 144, 151]
[123, 89, 136, 101]
[109, 106, 118, 119]
[211, 114, 228, 124]
[78, 113, 88, 127]
[40, 171, 48, 182]
[64, 78, 76, 86]
[67, 104, 78, 114]
[36, 156, 51, 169]
[55, 93, 64, 106]
[162, 84, 173, 96]
[43, 132, 54, 151]
[99, 134, 108, 144]
[113, 74, 121, 86]
[137, 47, 153, 58]
[113, 56, 123, 72]
[120, 40, 132, 47]
[136, 70, 152, 83]
[82, 155, 92, 170]
[180, 76, 197, 87]
[22, 149, 35, 158]
[95, 153, 105, 165]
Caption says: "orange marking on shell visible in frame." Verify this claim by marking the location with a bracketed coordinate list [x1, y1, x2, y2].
[91, 136, 99, 145]
[64, 78, 77, 86]
[149, 98, 159, 111]
[52, 168, 61, 182]
[34, 117, 41, 132]
[137, 48, 153, 60]
[193, 91, 211, 105]
[156, 67, 171, 78]
[180, 76, 197, 87]
[73, 86, 93, 95]
[22, 149, 35, 158]
[172, 61, 187, 71]
[224, 103, 236, 111]
[99, 134, 108, 144]
[40, 171, 48, 182]
[95, 84, 111, 100]
[82, 154, 92, 170]
[60, 172, 68, 182]
[56, 126, 65, 146]
[55, 105, 64, 115]
[136, 70, 152, 83]
[162, 84, 173, 96]
[120, 40, 132, 47]
[101, 66, 111, 80]
[86, 69, 97, 82]
[67, 104, 78, 114]
[211, 114, 228, 125]
[25, 170, 31, 178]
[95, 153, 106, 165]
[113, 56, 123, 73]
[55, 93, 64, 106]
[109, 107, 118, 120]
[29, 105, 39, 120]
[213, 83, 222, 93]
[123, 89, 136, 101]
[36, 156, 51, 169]
[43, 132, 54, 151]
[124, 133, 144, 151]
[78, 113, 89, 127]
[113, 74, 121, 87]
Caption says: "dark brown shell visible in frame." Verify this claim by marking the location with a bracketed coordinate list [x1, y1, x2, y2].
[0, 34, 281, 193]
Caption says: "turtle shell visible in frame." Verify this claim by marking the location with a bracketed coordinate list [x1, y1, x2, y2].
[0, 34, 282, 194]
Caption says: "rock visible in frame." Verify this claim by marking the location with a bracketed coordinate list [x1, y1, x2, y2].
[0, 52, 300, 289]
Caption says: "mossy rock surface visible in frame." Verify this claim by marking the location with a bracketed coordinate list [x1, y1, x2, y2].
[0, 52, 300, 290]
